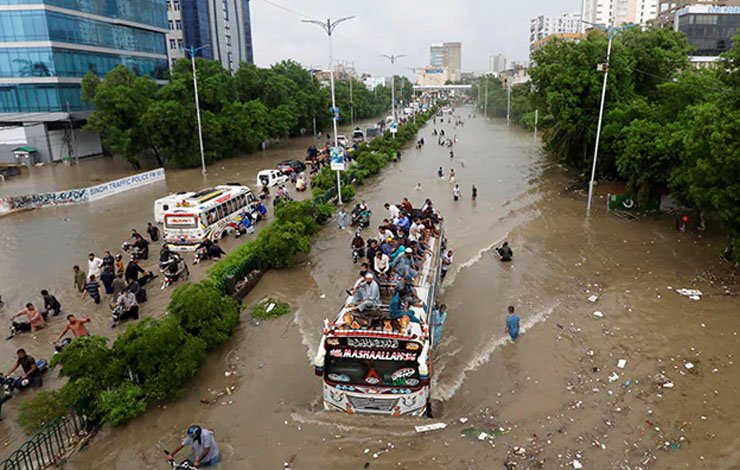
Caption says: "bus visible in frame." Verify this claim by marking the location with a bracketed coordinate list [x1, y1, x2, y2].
[162, 184, 257, 252]
[313, 215, 445, 416]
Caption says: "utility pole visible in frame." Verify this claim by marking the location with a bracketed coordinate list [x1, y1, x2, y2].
[483, 75, 488, 118]
[185, 45, 210, 175]
[506, 79, 511, 126]
[66, 101, 77, 165]
[582, 21, 636, 215]
[382, 53, 406, 128]
[303, 16, 355, 205]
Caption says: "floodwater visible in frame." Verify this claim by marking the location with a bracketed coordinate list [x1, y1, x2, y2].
[2, 111, 739, 469]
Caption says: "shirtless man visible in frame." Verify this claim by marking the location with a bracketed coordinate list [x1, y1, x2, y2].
[53, 314, 91, 344]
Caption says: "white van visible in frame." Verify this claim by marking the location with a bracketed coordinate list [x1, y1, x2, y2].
[153, 192, 195, 224]
[257, 169, 288, 188]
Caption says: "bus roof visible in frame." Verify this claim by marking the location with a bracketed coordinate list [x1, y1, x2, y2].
[325, 224, 444, 344]
[165, 185, 253, 213]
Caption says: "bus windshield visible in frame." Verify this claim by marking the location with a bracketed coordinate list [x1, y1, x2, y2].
[325, 358, 421, 387]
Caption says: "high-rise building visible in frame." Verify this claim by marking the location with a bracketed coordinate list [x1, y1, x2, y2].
[674, 4, 740, 63]
[167, 0, 254, 72]
[530, 13, 582, 52]
[0, 0, 169, 163]
[580, 0, 659, 28]
[655, 0, 740, 27]
[489, 53, 507, 74]
[429, 42, 462, 82]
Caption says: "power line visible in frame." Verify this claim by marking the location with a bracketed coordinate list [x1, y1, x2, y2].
[257, 0, 310, 19]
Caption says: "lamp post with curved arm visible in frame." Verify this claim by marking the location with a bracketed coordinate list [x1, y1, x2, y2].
[303, 16, 355, 205]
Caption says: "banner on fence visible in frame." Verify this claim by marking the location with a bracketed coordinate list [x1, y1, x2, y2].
[0, 168, 166, 216]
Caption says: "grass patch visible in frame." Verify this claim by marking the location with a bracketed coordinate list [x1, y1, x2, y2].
[251, 299, 291, 320]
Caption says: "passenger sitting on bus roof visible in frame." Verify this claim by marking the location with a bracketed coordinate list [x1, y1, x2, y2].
[400, 198, 413, 215]
[392, 248, 417, 279]
[395, 274, 422, 308]
[396, 212, 410, 235]
[373, 250, 390, 277]
[351, 273, 381, 312]
[389, 239, 406, 261]
[389, 292, 421, 324]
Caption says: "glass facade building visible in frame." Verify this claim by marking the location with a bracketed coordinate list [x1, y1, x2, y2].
[170, 0, 253, 73]
[0, 0, 168, 114]
[676, 6, 740, 57]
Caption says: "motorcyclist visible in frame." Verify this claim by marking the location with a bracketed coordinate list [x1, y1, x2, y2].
[165, 425, 220, 468]
[6, 348, 42, 388]
[351, 232, 365, 259]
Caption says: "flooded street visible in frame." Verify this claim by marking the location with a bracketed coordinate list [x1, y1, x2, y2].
[2, 111, 738, 469]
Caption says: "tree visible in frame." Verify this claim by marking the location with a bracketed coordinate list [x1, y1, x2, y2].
[81, 66, 158, 168]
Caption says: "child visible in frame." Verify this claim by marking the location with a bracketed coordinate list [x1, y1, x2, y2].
[505, 305, 520, 341]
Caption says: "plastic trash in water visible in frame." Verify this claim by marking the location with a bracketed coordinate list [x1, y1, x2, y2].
[415, 422, 447, 433]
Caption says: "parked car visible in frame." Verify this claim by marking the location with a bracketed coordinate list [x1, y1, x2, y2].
[257, 169, 289, 188]
[276, 159, 306, 174]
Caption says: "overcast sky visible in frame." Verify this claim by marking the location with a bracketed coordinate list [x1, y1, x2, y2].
[250, 0, 581, 77]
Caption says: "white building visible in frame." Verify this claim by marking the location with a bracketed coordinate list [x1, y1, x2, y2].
[580, 0, 659, 28]
[489, 53, 507, 74]
[530, 13, 582, 47]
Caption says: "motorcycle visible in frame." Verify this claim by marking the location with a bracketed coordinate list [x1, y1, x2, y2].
[53, 337, 72, 356]
[0, 359, 48, 401]
[164, 450, 198, 470]
[160, 256, 189, 290]
[350, 205, 371, 229]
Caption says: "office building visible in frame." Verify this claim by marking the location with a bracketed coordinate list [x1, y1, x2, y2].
[675, 4, 740, 63]
[0, 0, 169, 163]
[656, 0, 740, 27]
[581, 0, 659, 28]
[167, 0, 254, 72]
[429, 42, 462, 82]
[489, 53, 507, 74]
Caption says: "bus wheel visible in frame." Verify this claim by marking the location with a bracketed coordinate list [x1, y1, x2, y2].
[425, 401, 433, 419]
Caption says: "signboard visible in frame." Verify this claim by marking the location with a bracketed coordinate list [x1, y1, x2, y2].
[330, 146, 346, 171]
[389, 121, 398, 134]
[87, 168, 165, 201]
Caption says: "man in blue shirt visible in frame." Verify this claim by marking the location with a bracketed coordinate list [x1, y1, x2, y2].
[505, 305, 520, 341]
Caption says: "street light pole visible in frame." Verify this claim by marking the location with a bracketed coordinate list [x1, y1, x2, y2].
[382, 53, 406, 129]
[582, 21, 635, 214]
[483, 75, 488, 118]
[303, 16, 355, 205]
[185, 45, 210, 175]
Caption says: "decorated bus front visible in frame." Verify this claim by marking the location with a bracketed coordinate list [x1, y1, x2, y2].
[317, 335, 431, 416]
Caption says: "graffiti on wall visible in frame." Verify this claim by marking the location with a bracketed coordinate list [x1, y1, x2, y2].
[0, 168, 165, 216]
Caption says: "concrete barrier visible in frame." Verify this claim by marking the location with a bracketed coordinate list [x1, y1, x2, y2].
[0, 168, 165, 217]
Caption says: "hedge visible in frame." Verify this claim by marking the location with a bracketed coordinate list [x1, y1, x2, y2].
[16, 105, 439, 432]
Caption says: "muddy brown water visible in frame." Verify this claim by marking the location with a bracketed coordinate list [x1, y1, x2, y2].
[2, 113, 739, 469]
